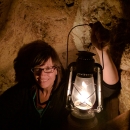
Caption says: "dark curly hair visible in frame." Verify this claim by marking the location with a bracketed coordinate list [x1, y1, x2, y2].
[14, 40, 64, 90]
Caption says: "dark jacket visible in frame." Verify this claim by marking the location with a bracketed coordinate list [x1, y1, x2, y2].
[0, 80, 120, 130]
[0, 82, 69, 130]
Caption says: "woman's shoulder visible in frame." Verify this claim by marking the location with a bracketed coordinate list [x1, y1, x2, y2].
[0, 82, 31, 100]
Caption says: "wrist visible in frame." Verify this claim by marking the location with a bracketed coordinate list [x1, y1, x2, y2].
[95, 46, 111, 66]
[95, 45, 110, 55]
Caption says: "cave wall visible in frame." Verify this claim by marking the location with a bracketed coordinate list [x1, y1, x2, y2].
[0, 0, 79, 92]
[0, 0, 130, 114]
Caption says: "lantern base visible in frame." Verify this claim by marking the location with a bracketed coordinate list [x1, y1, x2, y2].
[68, 109, 98, 130]
[71, 108, 95, 119]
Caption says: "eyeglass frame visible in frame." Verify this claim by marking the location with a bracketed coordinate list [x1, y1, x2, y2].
[31, 66, 57, 74]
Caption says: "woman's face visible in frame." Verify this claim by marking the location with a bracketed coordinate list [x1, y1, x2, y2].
[33, 58, 57, 89]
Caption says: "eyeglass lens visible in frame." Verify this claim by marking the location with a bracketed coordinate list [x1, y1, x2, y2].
[31, 66, 56, 74]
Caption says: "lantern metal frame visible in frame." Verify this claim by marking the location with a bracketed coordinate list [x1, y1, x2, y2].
[66, 24, 104, 129]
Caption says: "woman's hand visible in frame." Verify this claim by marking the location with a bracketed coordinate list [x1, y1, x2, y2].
[90, 22, 110, 50]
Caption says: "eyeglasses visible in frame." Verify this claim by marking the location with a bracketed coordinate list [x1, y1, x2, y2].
[31, 66, 57, 74]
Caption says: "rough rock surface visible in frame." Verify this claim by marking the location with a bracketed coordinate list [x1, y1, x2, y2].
[0, 0, 80, 93]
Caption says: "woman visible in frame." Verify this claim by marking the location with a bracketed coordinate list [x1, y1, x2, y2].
[0, 22, 120, 130]
[0, 40, 68, 130]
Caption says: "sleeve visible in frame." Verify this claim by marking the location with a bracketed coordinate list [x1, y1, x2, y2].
[102, 80, 121, 98]
[0, 84, 24, 129]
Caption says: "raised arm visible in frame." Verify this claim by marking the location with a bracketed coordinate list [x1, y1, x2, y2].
[96, 47, 119, 85]
[91, 22, 119, 85]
